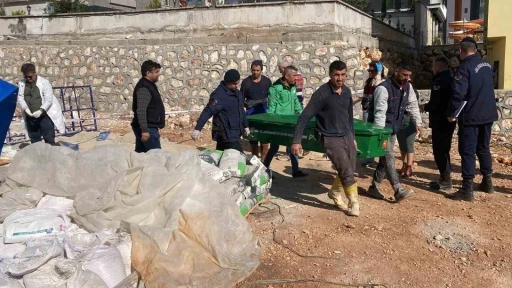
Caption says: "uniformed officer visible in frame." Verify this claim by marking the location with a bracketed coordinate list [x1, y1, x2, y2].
[421, 56, 456, 190]
[192, 69, 250, 153]
[446, 37, 498, 202]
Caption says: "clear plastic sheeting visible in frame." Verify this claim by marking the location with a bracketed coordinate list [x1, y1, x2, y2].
[5, 142, 262, 288]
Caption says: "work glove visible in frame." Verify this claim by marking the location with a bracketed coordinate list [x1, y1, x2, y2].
[244, 127, 250, 137]
[32, 110, 42, 118]
[24, 109, 33, 117]
[191, 130, 201, 141]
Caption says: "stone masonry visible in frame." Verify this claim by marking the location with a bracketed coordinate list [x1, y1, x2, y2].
[0, 41, 363, 113]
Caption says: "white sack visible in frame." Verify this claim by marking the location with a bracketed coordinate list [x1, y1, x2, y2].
[81, 246, 126, 288]
[0, 272, 23, 288]
[9, 236, 64, 276]
[3, 208, 71, 244]
[218, 149, 247, 177]
[200, 160, 231, 183]
[0, 188, 43, 222]
[23, 258, 107, 288]
[36, 195, 74, 215]
[198, 149, 223, 166]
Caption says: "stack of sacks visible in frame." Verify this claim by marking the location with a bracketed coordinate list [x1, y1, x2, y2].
[199, 149, 272, 216]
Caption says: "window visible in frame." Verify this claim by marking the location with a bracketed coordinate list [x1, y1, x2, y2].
[464, 8, 468, 13]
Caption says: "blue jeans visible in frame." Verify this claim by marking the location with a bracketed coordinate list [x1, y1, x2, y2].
[263, 144, 299, 174]
[133, 126, 161, 153]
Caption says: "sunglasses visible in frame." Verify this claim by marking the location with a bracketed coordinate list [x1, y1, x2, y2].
[368, 69, 376, 72]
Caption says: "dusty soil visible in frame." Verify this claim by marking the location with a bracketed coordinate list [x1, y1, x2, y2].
[107, 121, 512, 288]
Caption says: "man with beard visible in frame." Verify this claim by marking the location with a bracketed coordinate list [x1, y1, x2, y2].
[241, 60, 272, 159]
[291, 61, 359, 216]
[366, 61, 424, 203]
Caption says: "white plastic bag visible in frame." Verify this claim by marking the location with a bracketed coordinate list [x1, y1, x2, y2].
[36, 195, 74, 215]
[0, 188, 43, 222]
[81, 246, 126, 288]
[3, 208, 71, 244]
[218, 149, 247, 177]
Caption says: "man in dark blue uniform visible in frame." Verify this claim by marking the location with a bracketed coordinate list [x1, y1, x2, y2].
[421, 56, 456, 191]
[192, 69, 250, 153]
[446, 37, 498, 202]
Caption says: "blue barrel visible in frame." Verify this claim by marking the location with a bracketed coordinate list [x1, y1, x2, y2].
[0, 79, 18, 155]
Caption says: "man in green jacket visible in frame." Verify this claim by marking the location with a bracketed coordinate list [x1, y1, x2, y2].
[263, 65, 308, 178]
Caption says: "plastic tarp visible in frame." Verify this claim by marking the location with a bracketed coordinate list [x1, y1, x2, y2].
[0, 79, 18, 153]
[4, 143, 262, 287]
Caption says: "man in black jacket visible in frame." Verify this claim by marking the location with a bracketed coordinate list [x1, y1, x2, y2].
[422, 56, 456, 191]
[446, 37, 498, 202]
[131, 60, 165, 153]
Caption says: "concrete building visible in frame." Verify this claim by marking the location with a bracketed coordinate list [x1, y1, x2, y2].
[485, 0, 511, 89]
[369, 0, 447, 47]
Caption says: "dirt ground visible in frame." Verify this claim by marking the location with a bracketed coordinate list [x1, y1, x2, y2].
[107, 120, 512, 288]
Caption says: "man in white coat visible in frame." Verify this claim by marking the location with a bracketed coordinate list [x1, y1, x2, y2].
[17, 63, 66, 144]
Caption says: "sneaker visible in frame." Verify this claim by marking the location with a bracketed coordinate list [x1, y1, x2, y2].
[366, 185, 385, 200]
[394, 188, 414, 202]
[292, 170, 309, 178]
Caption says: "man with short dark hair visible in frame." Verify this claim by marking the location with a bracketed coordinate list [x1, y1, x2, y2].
[192, 69, 249, 153]
[421, 56, 456, 191]
[366, 61, 424, 203]
[291, 61, 359, 216]
[446, 37, 498, 202]
[241, 60, 272, 159]
[264, 65, 308, 178]
[17, 63, 66, 144]
[131, 60, 165, 153]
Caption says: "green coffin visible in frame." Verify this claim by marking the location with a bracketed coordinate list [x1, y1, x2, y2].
[245, 114, 392, 158]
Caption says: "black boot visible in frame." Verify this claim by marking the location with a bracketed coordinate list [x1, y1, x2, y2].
[429, 172, 453, 191]
[478, 174, 494, 194]
[446, 179, 474, 202]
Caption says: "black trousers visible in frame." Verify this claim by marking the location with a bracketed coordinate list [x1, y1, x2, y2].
[431, 123, 456, 175]
[458, 123, 493, 180]
[26, 114, 56, 144]
[216, 141, 243, 153]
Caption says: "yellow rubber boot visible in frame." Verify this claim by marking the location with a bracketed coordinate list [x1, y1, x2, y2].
[344, 183, 360, 217]
[327, 177, 348, 210]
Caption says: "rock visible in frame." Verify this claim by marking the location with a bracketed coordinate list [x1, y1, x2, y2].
[344, 223, 356, 229]
[434, 235, 443, 241]
[333, 251, 341, 254]
[282, 240, 288, 245]
[433, 49, 443, 55]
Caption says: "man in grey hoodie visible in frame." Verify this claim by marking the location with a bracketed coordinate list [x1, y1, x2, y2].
[366, 61, 424, 202]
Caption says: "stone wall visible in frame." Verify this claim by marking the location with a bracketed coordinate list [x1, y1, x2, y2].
[0, 41, 363, 113]
[415, 44, 488, 89]
[416, 90, 512, 133]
